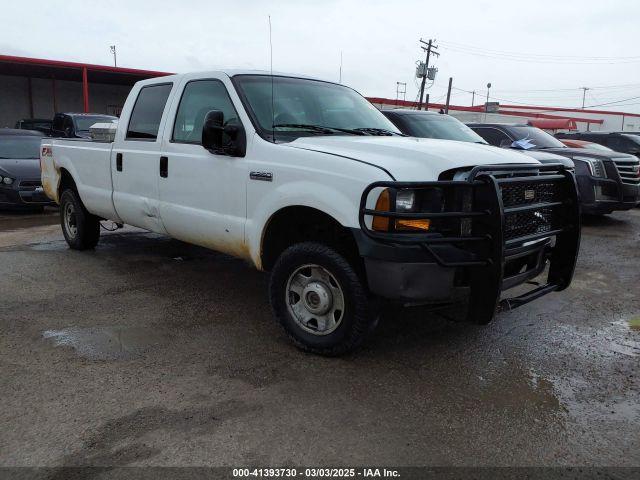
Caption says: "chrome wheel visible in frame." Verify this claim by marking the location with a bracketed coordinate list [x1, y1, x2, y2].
[285, 264, 345, 336]
[63, 201, 77, 239]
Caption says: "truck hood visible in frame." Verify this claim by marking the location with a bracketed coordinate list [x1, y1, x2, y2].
[286, 136, 540, 180]
[510, 149, 575, 168]
[536, 147, 637, 162]
[0, 158, 41, 179]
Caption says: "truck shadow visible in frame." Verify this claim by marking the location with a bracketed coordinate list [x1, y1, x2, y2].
[68, 230, 476, 357]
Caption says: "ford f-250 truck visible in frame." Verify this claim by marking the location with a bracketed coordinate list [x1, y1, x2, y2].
[40, 70, 581, 355]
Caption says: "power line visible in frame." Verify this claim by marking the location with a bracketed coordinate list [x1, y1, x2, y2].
[438, 39, 640, 62]
[438, 45, 640, 64]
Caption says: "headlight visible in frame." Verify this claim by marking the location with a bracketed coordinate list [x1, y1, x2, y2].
[573, 155, 605, 178]
[395, 190, 416, 211]
[372, 188, 431, 232]
[1, 175, 15, 185]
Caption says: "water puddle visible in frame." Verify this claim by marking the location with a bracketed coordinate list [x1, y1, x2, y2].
[43, 325, 168, 360]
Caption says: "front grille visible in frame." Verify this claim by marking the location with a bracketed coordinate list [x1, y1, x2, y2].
[500, 181, 565, 243]
[19, 180, 42, 190]
[613, 158, 640, 184]
[504, 207, 561, 241]
[500, 181, 562, 208]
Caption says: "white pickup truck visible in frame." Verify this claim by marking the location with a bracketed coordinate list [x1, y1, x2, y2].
[41, 70, 581, 355]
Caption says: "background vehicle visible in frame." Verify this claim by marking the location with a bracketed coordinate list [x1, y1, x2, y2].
[40, 71, 580, 354]
[14, 118, 52, 135]
[555, 131, 640, 158]
[382, 109, 574, 168]
[557, 139, 615, 152]
[50, 113, 118, 139]
[0, 129, 54, 211]
[469, 123, 640, 214]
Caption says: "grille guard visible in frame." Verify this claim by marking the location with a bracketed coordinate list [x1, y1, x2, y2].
[358, 163, 581, 323]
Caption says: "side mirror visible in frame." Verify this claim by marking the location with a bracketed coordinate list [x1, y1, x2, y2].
[202, 110, 246, 157]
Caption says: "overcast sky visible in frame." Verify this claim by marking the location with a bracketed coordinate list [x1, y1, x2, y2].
[3, 0, 640, 113]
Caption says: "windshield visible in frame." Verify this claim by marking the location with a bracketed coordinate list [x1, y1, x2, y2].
[584, 143, 613, 152]
[509, 126, 567, 149]
[401, 114, 487, 143]
[623, 134, 640, 146]
[233, 75, 401, 141]
[73, 116, 117, 132]
[0, 136, 42, 159]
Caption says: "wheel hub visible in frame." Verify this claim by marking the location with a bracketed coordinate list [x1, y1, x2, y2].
[302, 281, 333, 315]
[285, 264, 345, 336]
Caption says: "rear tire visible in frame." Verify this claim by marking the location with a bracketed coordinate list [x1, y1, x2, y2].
[59, 189, 100, 250]
[269, 242, 376, 356]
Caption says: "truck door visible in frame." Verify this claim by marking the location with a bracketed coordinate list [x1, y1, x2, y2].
[158, 78, 248, 258]
[111, 82, 173, 233]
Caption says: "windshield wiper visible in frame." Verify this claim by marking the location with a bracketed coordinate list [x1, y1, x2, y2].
[272, 124, 365, 135]
[353, 127, 406, 136]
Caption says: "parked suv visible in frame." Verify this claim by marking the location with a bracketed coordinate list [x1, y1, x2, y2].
[555, 131, 640, 158]
[469, 123, 640, 214]
[382, 110, 574, 168]
[51, 113, 118, 139]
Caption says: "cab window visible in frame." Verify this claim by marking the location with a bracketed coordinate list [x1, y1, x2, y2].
[126, 83, 173, 140]
[172, 80, 240, 144]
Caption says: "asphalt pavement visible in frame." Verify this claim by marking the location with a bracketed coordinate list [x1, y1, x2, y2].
[0, 207, 638, 469]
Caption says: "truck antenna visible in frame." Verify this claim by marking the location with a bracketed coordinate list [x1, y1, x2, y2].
[269, 15, 276, 143]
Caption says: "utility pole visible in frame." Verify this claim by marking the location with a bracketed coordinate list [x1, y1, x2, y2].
[581, 87, 590, 109]
[110, 45, 117, 67]
[444, 77, 453, 114]
[471, 90, 475, 107]
[417, 38, 439, 110]
[339, 51, 343, 83]
[425, 93, 429, 111]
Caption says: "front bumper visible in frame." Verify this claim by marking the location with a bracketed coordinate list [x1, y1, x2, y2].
[574, 161, 640, 214]
[357, 164, 581, 323]
[0, 178, 54, 209]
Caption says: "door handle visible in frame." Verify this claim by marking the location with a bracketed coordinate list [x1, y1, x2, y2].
[160, 156, 168, 178]
[116, 153, 123, 172]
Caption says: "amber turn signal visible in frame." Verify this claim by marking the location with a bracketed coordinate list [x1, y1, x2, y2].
[372, 188, 390, 231]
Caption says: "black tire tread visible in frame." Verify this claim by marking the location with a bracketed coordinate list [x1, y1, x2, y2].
[269, 241, 375, 356]
[60, 189, 100, 250]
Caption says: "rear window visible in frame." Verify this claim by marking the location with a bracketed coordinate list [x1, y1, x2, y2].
[126, 83, 172, 140]
[0, 136, 42, 159]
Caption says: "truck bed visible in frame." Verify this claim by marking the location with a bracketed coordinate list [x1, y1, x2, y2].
[40, 138, 118, 221]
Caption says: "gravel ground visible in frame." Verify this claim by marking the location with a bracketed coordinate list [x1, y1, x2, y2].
[0, 207, 638, 471]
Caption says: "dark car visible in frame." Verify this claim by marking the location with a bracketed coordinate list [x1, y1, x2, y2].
[555, 131, 640, 159]
[468, 123, 640, 215]
[15, 118, 53, 135]
[382, 109, 575, 167]
[0, 129, 54, 211]
[51, 113, 117, 139]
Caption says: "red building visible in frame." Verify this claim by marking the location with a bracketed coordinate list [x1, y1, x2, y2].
[0, 55, 171, 127]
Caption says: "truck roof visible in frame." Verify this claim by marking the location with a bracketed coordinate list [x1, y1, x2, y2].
[138, 70, 335, 86]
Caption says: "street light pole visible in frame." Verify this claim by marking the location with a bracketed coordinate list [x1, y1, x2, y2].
[484, 82, 491, 121]
[110, 45, 117, 67]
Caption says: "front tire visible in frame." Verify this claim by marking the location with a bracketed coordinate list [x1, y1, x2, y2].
[59, 189, 100, 250]
[269, 242, 376, 355]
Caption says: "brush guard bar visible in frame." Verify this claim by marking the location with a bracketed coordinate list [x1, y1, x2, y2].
[358, 163, 581, 324]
